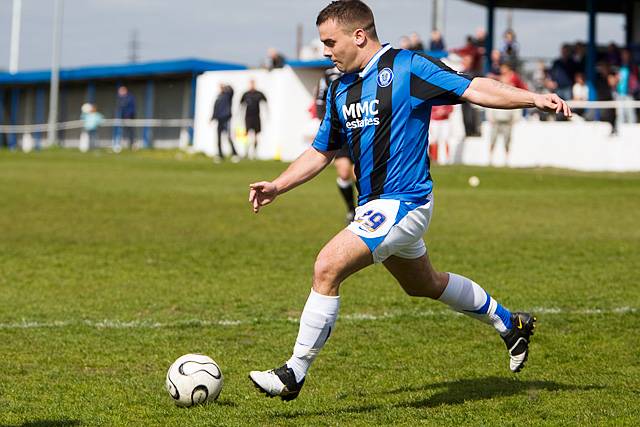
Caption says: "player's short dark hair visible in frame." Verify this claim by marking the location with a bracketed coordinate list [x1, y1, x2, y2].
[316, 0, 378, 41]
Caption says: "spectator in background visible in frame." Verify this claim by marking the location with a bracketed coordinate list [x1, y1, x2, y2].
[313, 67, 354, 223]
[532, 60, 549, 93]
[81, 103, 104, 150]
[429, 104, 453, 165]
[606, 42, 621, 67]
[614, 49, 638, 131]
[115, 86, 136, 151]
[315, 67, 342, 120]
[211, 83, 240, 163]
[472, 27, 487, 65]
[573, 41, 586, 74]
[630, 49, 640, 122]
[606, 71, 620, 133]
[487, 64, 523, 163]
[409, 32, 424, 51]
[451, 36, 482, 74]
[399, 36, 411, 50]
[572, 72, 589, 118]
[550, 44, 576, 104]
[499, 62, 527, 90]
[500, 29, 519, 67]
[459, 54, 481, 136]
[240, 80, 268, 160]
[267, 48, 286, 70]
[429, 30, 445, 51]
[592, 63, 616, 132]
[487, 106, 520, 163]
[487, 49, 502, 77]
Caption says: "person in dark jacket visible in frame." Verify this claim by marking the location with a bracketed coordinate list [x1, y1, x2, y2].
[211, 83, 239, 163]
[115, 86, 136, 150]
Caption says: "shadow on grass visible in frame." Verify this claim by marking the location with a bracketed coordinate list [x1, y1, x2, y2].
[392, 376, 604, 409]
[1, 421, 81, 427]
[266, 376, 604, 419]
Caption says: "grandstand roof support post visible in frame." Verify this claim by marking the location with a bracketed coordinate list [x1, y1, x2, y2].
[35, 86, 45, 149]
[46, 0, 63, 147]
[113, 80, 122, 146]
[57, 85, 67, 145]
[188, 72, 197, 145]
[143, 80, 154, 149]
[586, 0, 597, 101]
[485, 0, 495, 74]
[86, 81, 96, 103]
[0, 89, 4, 148]
[628, 1, 640, 46]
[9, 88, 20, 150]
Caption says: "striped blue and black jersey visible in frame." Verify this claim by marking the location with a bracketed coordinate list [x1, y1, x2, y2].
[312, 44, 474, 205]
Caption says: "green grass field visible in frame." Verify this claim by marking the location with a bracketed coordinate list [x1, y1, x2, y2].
[0, 149, 638, 426]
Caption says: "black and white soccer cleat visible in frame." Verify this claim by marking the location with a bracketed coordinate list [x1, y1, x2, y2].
[249, 365, 305, 401]
[502, 312, 536, 373]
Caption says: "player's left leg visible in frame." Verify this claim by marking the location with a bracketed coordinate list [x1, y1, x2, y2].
[253, 128, 260, 159]
[249, 229, 372, 400]
[503, 123, 513, 155]
[225, 123, 240, 162]
[383, 253, 536, 373]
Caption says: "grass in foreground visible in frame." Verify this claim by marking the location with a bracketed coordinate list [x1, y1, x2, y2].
[0, 149, 638, 426]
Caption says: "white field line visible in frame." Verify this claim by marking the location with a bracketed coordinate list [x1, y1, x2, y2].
[0, 307, 636, 330]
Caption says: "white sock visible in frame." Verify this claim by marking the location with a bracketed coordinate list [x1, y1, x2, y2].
[286, 289, 340, 382]
[438, 272, 512, 334]
[336, 177, 353, 188]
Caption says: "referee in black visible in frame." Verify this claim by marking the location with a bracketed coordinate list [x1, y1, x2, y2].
[240, 80, 268, 159]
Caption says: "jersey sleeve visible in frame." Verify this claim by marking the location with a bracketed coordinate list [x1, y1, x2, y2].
[410, 53, 474, 108]
[312, 81, 346, 152]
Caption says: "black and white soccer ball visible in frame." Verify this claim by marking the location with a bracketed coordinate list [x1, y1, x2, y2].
[165, 354, 223, 407]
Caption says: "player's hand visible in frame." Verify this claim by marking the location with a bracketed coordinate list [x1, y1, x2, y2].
[533, 93, 572, 117]
[248, 181, 278, 213]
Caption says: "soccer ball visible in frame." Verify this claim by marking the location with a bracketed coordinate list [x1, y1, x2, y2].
[165, 354, 223, 407]
[468, 175, 480, 187]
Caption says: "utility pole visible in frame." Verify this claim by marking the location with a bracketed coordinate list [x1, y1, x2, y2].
[506, 8, 514, 30]
[432, 0, 445, 32]
[296, 24, 303, 59]
[128, 29, 140, 63]
[9, 0, 22, 74]
[47, 0, 64, 146]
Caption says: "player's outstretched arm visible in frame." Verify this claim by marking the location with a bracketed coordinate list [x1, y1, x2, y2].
[249, 147, 334, 213]
[461, 77, 572, 117]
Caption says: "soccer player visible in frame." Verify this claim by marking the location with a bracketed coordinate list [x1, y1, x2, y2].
[248, 0, 571, 401]
[240, 80, 268, 160]
[317, 67, 357, 223]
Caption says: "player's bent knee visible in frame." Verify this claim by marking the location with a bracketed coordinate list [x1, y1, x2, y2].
[313, 257, 341, 293]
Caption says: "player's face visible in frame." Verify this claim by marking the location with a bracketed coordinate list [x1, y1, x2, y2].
[318, 19, 360, 73]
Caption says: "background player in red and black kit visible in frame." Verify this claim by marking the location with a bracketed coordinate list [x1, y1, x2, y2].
[316, 67, 356, 223]
[240, 80, 268, 160]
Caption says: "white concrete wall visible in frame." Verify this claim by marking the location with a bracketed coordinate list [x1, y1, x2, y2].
[461, 120, 640, 172]
[193, 67, 324, 161]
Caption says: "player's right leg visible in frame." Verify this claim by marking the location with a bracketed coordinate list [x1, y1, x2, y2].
[249, 229, 372, 401]
[214, 123, 224, 163]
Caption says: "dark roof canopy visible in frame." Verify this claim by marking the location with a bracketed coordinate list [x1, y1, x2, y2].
[464, 0, 629, 14]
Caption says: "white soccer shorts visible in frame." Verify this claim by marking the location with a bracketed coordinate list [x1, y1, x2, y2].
[346, 195, 433, 263]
